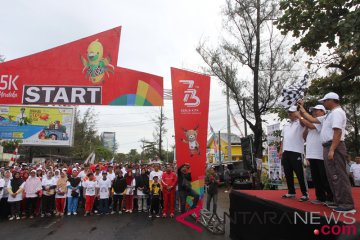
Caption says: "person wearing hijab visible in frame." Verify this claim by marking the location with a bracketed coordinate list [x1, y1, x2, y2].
[111, 170, 126, 214]
[125, 168, 135, 213]
[66, 168, 81, 216]
[41, 171, 56, 217]
[7, 171, 25, 220]
[55, 169, 68, 216]
[24, 169, 42, 219]
[0, 170, 11, 219]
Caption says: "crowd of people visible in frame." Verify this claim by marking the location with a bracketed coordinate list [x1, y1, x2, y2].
[0, 161, 203, 221]
[280, 91, 359, 213]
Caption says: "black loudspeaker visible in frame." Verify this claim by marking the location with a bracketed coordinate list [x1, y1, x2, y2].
[241, 135, 255, 172]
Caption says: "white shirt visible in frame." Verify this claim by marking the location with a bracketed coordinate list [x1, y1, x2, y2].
[107, 172, 115, 182]
[281, 120, 305, 154]
[97, 178, 112, 199]
[7, 181, 25, 202]
[0, 179, 5, 199]
[42, 177, 56, 196]
[319, 107, 346, 143]
[83, 180, 98, 196]
[149, 170, 163, 181]
[305, 124, 323, 160]
[121, 167, 127, 176]
[350, 164, 360, 181]
[77, 170, 88, 181]
[125, 178, 135, 195]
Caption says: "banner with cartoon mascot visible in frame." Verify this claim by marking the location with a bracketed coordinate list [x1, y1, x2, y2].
[171, 67, 210, 200]
[0, 27, 163, 106]
[0, 105, 75, 146]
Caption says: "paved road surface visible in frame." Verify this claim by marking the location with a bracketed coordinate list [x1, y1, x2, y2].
[0, 189, 231, 240]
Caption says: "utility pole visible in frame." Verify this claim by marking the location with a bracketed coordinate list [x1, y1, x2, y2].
[226, 86, 232, 162]
[218, 131, 222, 163]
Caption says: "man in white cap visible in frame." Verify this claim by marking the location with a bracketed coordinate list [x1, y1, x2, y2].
[295, 105, 333, 205]
[298, 92, 355, 213]
[279, 105, 309, 201]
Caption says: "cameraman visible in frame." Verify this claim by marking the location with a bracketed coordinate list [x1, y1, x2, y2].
[177, 163, 199, 213]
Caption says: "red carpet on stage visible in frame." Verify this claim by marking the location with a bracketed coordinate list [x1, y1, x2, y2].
[237, 188, 360, 222]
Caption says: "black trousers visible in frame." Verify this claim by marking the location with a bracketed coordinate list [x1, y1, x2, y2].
[10, 201, 21, 216]
[281, 151, 308, 196]
[150, 196, 160, 215]
[42, 195, 55, 214]
[112, 195, 123, 212]
[26, 197, 38, 217]
[308, 159, 333, 202]
[0, 198, 10, 219]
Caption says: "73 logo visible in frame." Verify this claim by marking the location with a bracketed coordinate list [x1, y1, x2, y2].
[180, 80, 200, 107]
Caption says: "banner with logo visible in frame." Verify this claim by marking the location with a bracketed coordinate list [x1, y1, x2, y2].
[0, 105, 75, 146]
[267, 123, 282, 184]
[171, 67, 210, 201]
[0, 27, 163, 106]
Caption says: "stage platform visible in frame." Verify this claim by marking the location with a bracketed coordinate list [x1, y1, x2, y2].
[229, 188, 360, 240]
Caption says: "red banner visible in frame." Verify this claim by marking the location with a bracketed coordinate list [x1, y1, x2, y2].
[171, 67, 210, 200]
[0, 27, 163, 106]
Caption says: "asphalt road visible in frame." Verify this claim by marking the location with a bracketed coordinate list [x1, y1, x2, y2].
[0, 189, 231, 240]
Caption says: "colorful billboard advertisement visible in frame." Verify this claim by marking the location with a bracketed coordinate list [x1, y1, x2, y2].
[171, 67, 210, 204]
[0, 27, 163, 106]
[0, 105, 75, 146]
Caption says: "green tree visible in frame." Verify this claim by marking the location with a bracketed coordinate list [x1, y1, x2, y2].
[197, 0, 299, 158]
[276, 0, 360, 82]
[127, 149, 141, 163]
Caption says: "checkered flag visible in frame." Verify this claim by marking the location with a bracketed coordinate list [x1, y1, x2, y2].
[278, 74, 309, 108]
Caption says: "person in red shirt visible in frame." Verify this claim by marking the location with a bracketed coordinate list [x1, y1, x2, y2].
[161, 164, 177, 218]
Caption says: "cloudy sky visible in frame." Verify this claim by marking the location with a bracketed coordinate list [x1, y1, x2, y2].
[0, 0, 276, 154]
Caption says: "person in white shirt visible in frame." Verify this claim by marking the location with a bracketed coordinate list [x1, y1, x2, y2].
[41, 171, 56, 217]
[149, 164, 163, 185]
[24, 170, 42, 219]
[295, 105, 333, 205]
[83, 172, 98, 216]
[350, 156, 360, 186]
[279, 105, 308, 201]
[97, 171, 112, 215]
[298, 92, 355, 213]
[7, 171, 25, 220]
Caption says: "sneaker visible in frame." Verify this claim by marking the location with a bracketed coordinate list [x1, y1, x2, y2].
[311, 200, 324, 205]
[162, 213, 167, 218]
[118, 211, 122, 215]
[170, 213, 174, 218]
[299, 195, 309, 202]
[9, 216, 14, 221]
[16, 215, 20, 220]
[73, 212, 77, 216]
[281, 194, 295, 199]
[29, 215, 34, 219]
[46, 213, 52, 217]
[129, 210, 132, 214]
[143, 209, 147, 213]
[138, 210, 142, 213]
[41, 214, 45, 218]
[94, 210, 98, 214]
[224, 191, 229, 193]
[67, 212, 71, 216]
[156, 214, 160, 218]
[149, 215, 153, 218]
[333, 207, 356, 213]
[84, 212, 89, 217]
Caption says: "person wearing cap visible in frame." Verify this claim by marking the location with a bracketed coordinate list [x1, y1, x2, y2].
[279, 105, 309, 201]
[24, 170, 42, 219]
[295, 105, 333, 205]
[66, 168, 81, 216]
[298, 92, 355, 213]
[83, 172, 99, 216]
[97, 171, 112, 215]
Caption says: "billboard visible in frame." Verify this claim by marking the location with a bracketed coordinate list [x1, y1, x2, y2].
[101, 132, 116, 152]
[0, 105, 75, 146]
[0, 27, 163, 106]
